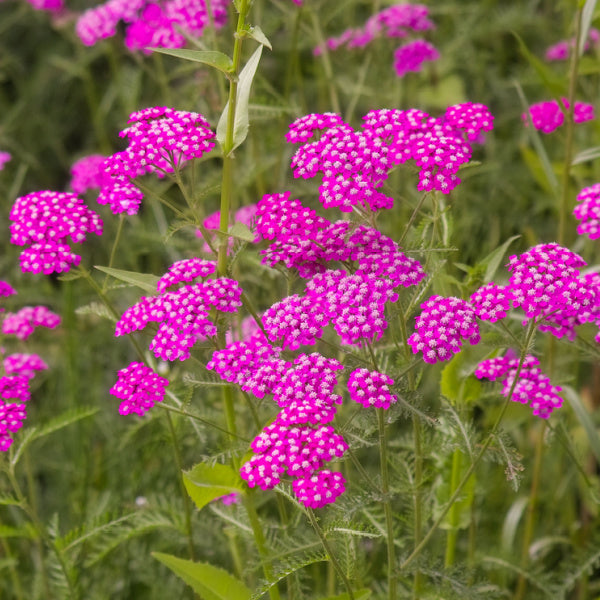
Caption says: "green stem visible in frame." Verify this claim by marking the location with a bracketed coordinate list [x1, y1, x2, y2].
[401, 321, 537, 571]
[444, 448, 463, 567]
[0, 537, 24, 600]
[165, 411, 196, 561]
[514, 421, 546, 600]
[306, 508, 355, 599]
[558, 7, 582, 246]
[102, 214, 125, 292]
[377, 408, 397, 600]
[244, 492, 282, 600]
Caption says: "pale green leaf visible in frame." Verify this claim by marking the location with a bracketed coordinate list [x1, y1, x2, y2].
[579, 0, 598, 56]
[149, 48, 234, 74]
[183, 462, 244, 512]
[245, 25, 272, 50]
[75, 301, 117, 322]
[228, 222, 255, 243]
[217, 45, 264, 154]
[482, 234, 521, 282]
[94, 266, 159, 293]
[440, 352, 482, 406]
[572, 145, 600, 165]
[563, 385, 600, 465]
[152, 553, 251, 600]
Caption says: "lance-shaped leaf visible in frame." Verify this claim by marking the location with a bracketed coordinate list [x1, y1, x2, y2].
[149, 48, 234, 75]
[94, 266, 159, 294]
[183, 462, 244, 512]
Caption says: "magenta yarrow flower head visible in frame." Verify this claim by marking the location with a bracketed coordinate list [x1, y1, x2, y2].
[77, 0, 227, 49]
[198, 203, 258, 254]
[545, 28, 600, 61]
[393, 39, 439, 77]
[215, 492, 240, 505]
[0, 376, 31, 404]
[506, 243, 595, 333]
[348, 368, 397, 409]
[4, 353, 48, 379]
[574, 183, 600, 239]
[470, 283, 513, 323]
[0, 281, 17, 298]
[444, 103, 495, 142]
[156, 258, 216, 293]
[2, 306, 61, 341]
[98, 107, 216, 215]
[25, 0, 63, 11]
[110, 361, 169, 416]
[408, 295, 480, 364]
[70, 154, 110, 194]
[293, 470, 346, 509]
[9, 191, 103, 275]
[0, 375, 33, 451]
[116, 263, 242, 362]
[0, 151, 11, 170]
[523, 99, 595, 134]
[475, 353, 563, 418]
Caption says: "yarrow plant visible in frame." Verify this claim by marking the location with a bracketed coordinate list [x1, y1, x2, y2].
[522, 98, 595, 133]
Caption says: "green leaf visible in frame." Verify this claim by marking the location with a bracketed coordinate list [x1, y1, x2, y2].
[94, 266, 159, 293]
[75, 301, 117, 322]
[152, 553, 251, 600]
[563, 385, 600, 465]
[0, 494, 21, 506]
[57, 270, 85, 282]
[244, 25, 272, 50]
[579, 0, 598, 56]
[228, 222, 255, 243]
[320, 590, 372, 600]
[149, 48, 234, 75]
[183, 463, 244, 512]
[572, 145, 600, 165]
[440, 352, 482, 406]
[482, 234, 521, 282]
[513, 32, 567, 98]
[217, 45, 264, 154]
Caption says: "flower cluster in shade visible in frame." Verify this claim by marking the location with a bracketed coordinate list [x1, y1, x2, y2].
[409, 243, 600, 363]
[24, 0, 63, 11]
[70, 154, 109, 194]
[9, 191, 103, 275]
[545, 28, 600, 61]
[76, 0, 228, 52]
[97, 106, 216, 215]
[110, 362, 169, 416]
[286, 106, 493, 204]
[2, 306, 61, 340]
[574, 183, 600, 240]
[393, 40, 439, 77]
[196, 203, 258, 254]
[0, 151, 11, 171]
[522, 99, 595, 134]
[475, 353, 563, 419]
[0, 282, 53, 451]
[114, 258, 242, 362]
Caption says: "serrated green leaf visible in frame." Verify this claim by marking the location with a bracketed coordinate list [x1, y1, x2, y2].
[513, 32, 567, 98]
[228, 222, 255, 243]
[57, 270, 84, 282]
[245, 25, 272, 50]
[320, 590, 372, 600]
[0, 524, 36, 539]
[149, 48, 234, 74]
[94, 266, 159, 293]
[152, 553, 251, 600]
[563, 385, 600, 465]
[0, 494, 21, 506]
[75, 301, 117, 322]
[482, 234, 521, 282]
[217, 45, 263, 154]
[183, 463, 244, 512]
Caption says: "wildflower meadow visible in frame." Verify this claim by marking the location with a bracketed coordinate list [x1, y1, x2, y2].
[3, 1, 600, 598]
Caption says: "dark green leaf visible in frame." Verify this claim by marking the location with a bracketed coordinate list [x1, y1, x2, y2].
[94, 266, 159, 293]
[149, 48, 234, 74]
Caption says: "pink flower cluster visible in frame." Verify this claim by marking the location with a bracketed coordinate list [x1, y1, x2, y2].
[574, 183, 600, 240]
[0, 151, 11, 170]
[522, 99, 595, 134]
[475, 354, 563, 419]
[110, 362, 169, 416]
[286, 105, 494, 204]
[9, 191, 103, 274]
[70, 154, 109, 194]
[2, 306, 61, 340]
[0, 281, 17, 298]
[218, 351, 348, 508]
[198, 203, 259, 254]
[115, 258, 242, 362]
[409, 243, 600, 365]
[76, 0, 228, 51]
[348, 368, 397, 409]
[315, 3, 434, 55]
[25, 0, 63, 11]
[545, 28, 600, 61]
[97, 107, 216, 215]
[393, 39, 439, 77]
